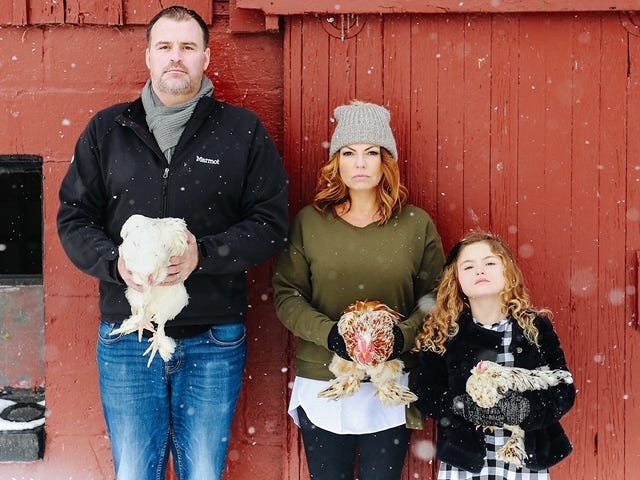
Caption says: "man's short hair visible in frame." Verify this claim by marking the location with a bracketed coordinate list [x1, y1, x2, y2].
[146, 5, 210, 47]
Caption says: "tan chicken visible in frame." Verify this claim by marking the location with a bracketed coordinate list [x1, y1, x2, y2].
[466, 360, 573, 467]
[111, 214, 190, 366]
[318, 300, 418, 406]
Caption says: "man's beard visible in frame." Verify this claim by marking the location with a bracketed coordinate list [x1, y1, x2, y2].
[156, 75, 194, 96]
[156, 61, 197, 96]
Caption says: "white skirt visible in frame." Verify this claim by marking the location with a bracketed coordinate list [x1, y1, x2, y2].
[287, 374, 409, 434]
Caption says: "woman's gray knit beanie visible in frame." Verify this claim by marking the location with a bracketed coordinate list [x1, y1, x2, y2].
[329, 100, 398, 160]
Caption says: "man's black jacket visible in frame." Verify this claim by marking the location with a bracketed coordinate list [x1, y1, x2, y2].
[58, 96, 289, 328]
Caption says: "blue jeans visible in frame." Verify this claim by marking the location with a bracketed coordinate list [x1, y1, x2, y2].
[97, 321, 247, 480]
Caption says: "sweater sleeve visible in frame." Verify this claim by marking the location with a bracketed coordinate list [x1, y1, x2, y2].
[272, 212, 335, 348]
[57, 119, 122, 284]
[520, 316, 576, 431]
[397, 213, 445, 353]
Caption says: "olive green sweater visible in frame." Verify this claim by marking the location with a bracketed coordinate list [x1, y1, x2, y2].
[273, 204, 445, 380]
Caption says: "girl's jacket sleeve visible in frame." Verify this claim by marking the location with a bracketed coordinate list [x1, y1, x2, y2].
[519, 316, 576, 431]
[410, 349, 458, 422]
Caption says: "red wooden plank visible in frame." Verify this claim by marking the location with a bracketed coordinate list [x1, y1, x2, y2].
[0, 0, 28, 25]
[409, 15, 440, 220]
[283, 29, 307, 479]
[284, 17, 305, 215]
[594, 14, 627, 479]
[489, 15, 519, 248]
[326, 15, 358, 111]
[281, 19, 303, 480]
[434, 15, 466, 245]
[625, 31, 640, 480]
[406, 427, 438, 479]
[462, 14, 492, 233]
[65, 0, 108, 24]
[383, 16, 412, 178]
[354, 15, 384, 101]
[516, 14, 552, 297]
[527, 26, 576, 479]
[566, 13, 602, 480]
[238, 0, 640, 15]
[537, 15, 573, 324]
[27, 0, 64, 24]
[107, 0, 124, 25]
[300, 17, 331, 205]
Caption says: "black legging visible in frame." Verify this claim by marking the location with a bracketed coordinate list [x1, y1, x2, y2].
[297, 406, 412, 480]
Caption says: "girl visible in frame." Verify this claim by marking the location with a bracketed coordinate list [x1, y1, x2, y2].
[410, 231, 575, 479]
[273, 100, 445, 479]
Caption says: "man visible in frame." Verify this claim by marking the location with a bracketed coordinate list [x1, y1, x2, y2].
[57, 6, 289, 480]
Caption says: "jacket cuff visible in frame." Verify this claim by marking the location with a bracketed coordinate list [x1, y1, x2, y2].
[196, 239, 207, 270]
[389, 325, 405, 359]
[112, 257, 124, 284]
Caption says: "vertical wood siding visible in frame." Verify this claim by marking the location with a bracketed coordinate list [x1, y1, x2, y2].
[625, 26, 640, 478]
[283, 11, 639, 479]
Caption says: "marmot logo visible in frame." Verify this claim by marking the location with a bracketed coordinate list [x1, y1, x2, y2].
[196, 155, 220, 165]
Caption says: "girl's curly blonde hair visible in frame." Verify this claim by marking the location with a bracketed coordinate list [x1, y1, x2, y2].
[414, 231, 549, 354]
[313, 148, 408, 225]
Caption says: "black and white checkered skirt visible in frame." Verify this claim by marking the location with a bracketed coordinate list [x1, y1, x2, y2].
[437, 426, 550, 479]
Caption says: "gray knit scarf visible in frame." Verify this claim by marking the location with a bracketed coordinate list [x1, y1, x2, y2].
[142, 76, 214, 162]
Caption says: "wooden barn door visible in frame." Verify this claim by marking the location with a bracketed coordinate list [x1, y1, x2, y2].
[282, 11, 640, 480]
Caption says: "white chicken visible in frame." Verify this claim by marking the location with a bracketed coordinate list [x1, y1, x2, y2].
[466, 360, 573, 467]
[111, 214, 189, 366]
[318, 300, 418, 406]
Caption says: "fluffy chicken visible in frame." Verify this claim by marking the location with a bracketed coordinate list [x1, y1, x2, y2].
[111, 214, 189, 366]
[466, 360, 574, 467]
[318, 300, 418, 406]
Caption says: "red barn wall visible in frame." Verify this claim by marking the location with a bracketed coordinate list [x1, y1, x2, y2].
[2, 1, 640, 479]
[0, 1, 287, 478]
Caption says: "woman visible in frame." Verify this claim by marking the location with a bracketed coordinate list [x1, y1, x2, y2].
[411, 231, 575, 479]
[273, 100, 445, 479]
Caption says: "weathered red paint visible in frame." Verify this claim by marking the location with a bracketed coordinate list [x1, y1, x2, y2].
[1, 1, 639, 479]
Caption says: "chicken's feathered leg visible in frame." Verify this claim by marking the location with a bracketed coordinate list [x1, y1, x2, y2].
[141, 284, 188, 365]
[367, 360, 418, 406]
[144, 321, 176, 367]
[498, 425, 526, 467]
[111, 289, 156, 340]
[475, 424, 526, 467]
[318, 356, 366, 400]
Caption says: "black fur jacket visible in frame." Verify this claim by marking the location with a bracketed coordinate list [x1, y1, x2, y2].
[409, 311, 576, 473]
